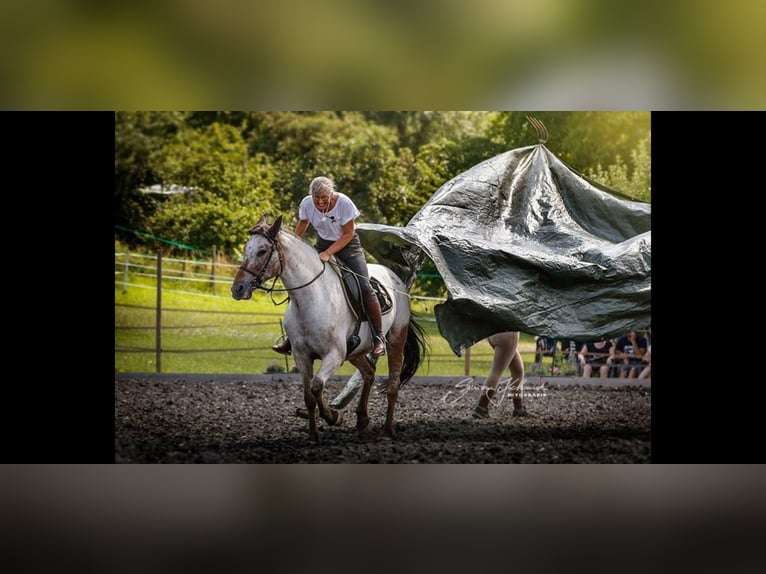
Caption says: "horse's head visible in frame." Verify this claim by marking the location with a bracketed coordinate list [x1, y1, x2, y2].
[231, 215, 283, 300]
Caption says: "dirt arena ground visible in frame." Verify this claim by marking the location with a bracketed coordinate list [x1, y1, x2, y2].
[115, 373, 650, 463]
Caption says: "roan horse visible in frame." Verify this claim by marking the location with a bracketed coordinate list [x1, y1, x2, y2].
[231, 215, 427, 443]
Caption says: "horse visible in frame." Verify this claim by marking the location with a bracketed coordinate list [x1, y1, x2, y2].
[231, 214, 428, 443]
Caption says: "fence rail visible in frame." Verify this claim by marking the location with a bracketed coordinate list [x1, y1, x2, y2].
[115, 248, 648, 379]
[115, 248, 502, 375]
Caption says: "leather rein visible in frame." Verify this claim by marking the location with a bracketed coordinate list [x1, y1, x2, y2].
[239, 230, 326, 298]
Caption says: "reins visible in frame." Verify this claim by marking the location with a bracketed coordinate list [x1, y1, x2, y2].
[239, 229, 328, 305]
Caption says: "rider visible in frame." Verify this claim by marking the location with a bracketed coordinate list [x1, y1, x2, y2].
[272, 176, 387, 357]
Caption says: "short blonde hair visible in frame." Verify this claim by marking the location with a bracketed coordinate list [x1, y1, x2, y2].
[310, 176, 335, 196]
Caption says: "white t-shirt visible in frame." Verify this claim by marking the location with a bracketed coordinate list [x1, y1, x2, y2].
[298, 192, 360, 241]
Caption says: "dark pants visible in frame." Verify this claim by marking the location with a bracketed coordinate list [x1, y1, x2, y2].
[316, 234, 375, 301]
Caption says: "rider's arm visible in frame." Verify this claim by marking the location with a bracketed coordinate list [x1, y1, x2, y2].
[294, 219, 309, 237]
[321, 220, 355, 259]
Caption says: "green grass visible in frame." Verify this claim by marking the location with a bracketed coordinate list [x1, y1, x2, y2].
[115, 278, 541, 376]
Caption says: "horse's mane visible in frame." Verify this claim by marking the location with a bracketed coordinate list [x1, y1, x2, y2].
[249, 218, 317, 252]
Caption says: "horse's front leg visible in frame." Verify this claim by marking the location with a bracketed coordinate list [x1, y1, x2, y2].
[296, 362, 320, 444]
[312, 351, 345, 428]
[303, 384, 319, 444]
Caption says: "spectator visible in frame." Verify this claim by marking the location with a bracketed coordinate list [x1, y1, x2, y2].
[638, 344, 651, 379]
[534, 335, 558, 364]
[562, 339, 582, 371]
[579, 337, 614, 378]
[614, 330, 648, 378]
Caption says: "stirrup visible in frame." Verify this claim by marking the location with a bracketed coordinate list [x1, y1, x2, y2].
[371, 335, 386, 357]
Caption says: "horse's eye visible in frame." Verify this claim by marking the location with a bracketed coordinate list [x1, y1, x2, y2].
[256, 248, 268, 257]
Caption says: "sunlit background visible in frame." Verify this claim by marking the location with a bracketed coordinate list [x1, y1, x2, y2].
[3, 0, 761, 568]
[1, 0, 764, 109]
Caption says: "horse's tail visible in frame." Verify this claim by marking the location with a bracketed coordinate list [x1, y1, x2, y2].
[400, 315, 429, 385]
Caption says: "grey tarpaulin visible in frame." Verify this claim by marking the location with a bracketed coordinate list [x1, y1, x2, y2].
[357, 143, 651, 356]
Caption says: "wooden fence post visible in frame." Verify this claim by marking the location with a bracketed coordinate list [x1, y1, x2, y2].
[211, 246, 217, 295]
[122, 249, 130, 294]
[155, 249, 162, 373]
[279, 318, 289, 373]
[464, 346, 471, 377]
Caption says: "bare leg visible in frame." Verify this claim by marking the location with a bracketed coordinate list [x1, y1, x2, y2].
[508, 346, 528, 416]
[474, 332, 517, 418]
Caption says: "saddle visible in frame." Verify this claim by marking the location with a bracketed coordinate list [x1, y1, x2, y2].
[329, 260, 393, 356]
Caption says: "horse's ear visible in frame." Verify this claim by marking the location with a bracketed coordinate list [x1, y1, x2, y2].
[268, 215, 283, 239]
[248, 215, 267, 234]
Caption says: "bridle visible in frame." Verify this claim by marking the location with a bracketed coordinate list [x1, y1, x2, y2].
[239, 229, 327, 297]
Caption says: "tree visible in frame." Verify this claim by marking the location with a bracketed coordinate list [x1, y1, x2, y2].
[487, 111, 651, 200]
[147, 121, 278, 254]
[115, 111, 651, 258]
[114, 111, 185, 245]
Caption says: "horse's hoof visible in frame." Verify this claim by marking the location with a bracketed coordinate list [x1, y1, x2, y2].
[330, 409, 345, 427]
[295, 407, 318, 419]
[356, 416, 370, 432]
[513, 408, 531, 417]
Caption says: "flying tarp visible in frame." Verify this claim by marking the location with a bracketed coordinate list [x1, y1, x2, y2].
[357, 143, 651, 356]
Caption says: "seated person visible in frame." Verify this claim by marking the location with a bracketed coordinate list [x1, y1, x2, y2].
[534, 335, 558, 364]
[614, 330, 648, 378]
[638, 344, 651, 379]
[562, 339, 582, 366]
[579, 337, 614, 378]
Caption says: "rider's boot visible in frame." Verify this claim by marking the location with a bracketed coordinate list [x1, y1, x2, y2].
[272, 338, 292, 355]
[363, 297, 387, 357]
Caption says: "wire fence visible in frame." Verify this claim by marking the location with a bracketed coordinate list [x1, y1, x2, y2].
[114, 248, 509, 375]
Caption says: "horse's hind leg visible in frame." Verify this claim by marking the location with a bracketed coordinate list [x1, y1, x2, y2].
[382, 324, 407, 439]
[301, 375, 320, 444]
[350, 356, 376, 435]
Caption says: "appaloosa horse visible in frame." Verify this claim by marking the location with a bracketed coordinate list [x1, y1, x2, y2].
[231, 215, 427, 443]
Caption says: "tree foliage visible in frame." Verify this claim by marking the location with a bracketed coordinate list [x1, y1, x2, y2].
[146, 122, 278, 254]
[115, 111, 651, 256]
[114, 111, 184, 245]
